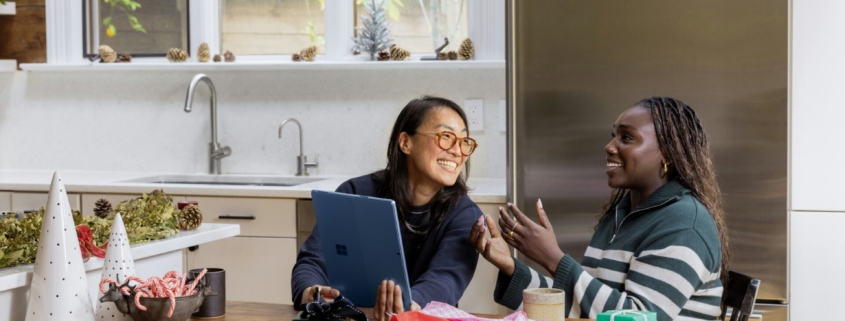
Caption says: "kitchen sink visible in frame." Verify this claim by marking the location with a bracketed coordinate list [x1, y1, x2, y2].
[121, 175, 326, 187]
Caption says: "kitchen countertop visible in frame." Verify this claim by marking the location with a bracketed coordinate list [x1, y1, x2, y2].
[0, 223, 240, 292]
[0, 170, 506, 203]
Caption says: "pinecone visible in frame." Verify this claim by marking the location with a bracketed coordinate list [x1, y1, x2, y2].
[438, 52, 448, 60]
[389, 44, 410, 61]
[167, 48, 188, 62]
[93, 199, 112, 218]
[300, 46, 317, 62]
[378, 51, 390, 61]
[448, 51, 458, 60]
[118, 53, 132, 63]
[458, 38, 474, 60]
[98, 45, 117, 63]
[179, 204, 203, 231]
[198, 43, 211, 62]
[292, 53, 302, 62]
[213, 54, 222, 62]
[223, 50, 236, 62]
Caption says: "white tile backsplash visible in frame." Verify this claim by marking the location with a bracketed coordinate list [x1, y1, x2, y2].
[0, 68, 506, 179]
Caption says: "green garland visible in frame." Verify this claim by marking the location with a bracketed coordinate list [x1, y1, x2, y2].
[0, 189, 180, 268]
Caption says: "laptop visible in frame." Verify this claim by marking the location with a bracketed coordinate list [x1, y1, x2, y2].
[311, 190, 413, 310]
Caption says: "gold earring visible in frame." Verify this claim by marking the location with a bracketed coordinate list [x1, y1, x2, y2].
[663, 162, 668, 173]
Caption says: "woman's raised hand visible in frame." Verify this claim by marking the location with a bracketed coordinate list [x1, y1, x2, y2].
[499, 200, 565, 275]
[470, 214, 516, 276]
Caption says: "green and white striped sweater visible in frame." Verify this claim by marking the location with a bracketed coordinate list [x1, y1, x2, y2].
[494, 181, 723, 321]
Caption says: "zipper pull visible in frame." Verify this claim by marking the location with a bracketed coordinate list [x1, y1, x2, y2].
[610, 234, 616, 244]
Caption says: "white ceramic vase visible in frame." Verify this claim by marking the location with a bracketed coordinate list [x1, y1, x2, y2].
[24, 172, 96, 321]
[95, 213, 135, 321]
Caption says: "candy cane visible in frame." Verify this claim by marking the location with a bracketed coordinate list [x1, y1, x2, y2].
[101, 269, 208, 318]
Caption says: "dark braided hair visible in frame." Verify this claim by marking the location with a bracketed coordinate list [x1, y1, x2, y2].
[377, 96, 470, 233]
[600, 97, 730, 283]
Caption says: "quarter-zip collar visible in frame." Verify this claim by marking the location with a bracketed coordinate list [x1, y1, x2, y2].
[610, 180, 689, 243]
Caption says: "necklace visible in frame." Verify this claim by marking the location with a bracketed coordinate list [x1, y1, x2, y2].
[405, 221, 429, 235]
[410, 209, 429, 215]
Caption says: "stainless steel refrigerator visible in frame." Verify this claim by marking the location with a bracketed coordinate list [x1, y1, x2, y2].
[505, 1, 788, 320]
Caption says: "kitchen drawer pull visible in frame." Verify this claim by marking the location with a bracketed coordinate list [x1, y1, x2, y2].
[218, 215, 256, 220]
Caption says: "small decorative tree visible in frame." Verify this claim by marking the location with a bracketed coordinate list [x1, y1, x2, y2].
[351, 0, 393, 60]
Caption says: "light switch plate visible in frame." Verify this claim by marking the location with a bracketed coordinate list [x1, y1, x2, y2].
[465, 99, 484, 131]
[498, 99, 506, 132]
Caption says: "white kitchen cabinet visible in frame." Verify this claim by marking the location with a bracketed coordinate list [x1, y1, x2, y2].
[186, 234, 298, 304]
[0, 192, 11, 212]
[459, 203, 508, 315]
[80, 193, 186, 217]
[187, 196, 296, 238]
[185, 195, 298, 305]
[11, 192, 80, 211]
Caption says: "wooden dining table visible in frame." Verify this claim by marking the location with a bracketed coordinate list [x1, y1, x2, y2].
[189, 301, 589, 321]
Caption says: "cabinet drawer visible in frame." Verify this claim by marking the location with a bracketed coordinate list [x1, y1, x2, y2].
[186, 237, 297, 305]
[12, 192, 80, 212]
[187, 196, 296, 237]
[81, 193, 186, 217]
[0, 192, 11, 212]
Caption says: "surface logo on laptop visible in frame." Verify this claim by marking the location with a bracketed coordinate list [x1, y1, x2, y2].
[336, 244, 348, 256]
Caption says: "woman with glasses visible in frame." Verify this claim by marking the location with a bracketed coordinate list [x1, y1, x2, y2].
[292, 96, 482, 321]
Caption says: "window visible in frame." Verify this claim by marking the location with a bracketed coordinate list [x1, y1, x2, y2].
[45, 0, 501, 65]
[356, 0, 468, 53]
[84, 0, 190, 57]
[221, 0, 326, 55]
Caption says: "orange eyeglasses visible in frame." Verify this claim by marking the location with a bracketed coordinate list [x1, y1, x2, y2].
[418, 131, 479, 156]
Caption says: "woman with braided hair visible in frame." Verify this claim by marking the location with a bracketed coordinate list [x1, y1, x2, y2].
[471, 97, 729, 321]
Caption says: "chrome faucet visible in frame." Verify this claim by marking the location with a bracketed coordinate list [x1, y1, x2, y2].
[279, 118, 318, 176]
[184, 74, 231, 175]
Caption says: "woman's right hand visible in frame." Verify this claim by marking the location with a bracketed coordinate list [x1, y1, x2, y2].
[301, 285, 340, 305]
[470, 214, 515, 276]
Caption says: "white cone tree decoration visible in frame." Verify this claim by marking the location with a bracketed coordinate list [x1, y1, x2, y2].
[95, 213, 134, 321]
[25, 172, 95, 321]
[352, 0, 393, 60]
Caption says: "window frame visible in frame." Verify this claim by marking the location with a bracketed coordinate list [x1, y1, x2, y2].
[44, 0, 502, 65]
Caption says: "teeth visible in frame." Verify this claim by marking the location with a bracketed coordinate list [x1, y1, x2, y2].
[606, 162, 623, 168]
[438, 160, 457, 170]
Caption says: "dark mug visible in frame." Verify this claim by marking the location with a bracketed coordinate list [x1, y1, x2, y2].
[190, 268, 226, 318]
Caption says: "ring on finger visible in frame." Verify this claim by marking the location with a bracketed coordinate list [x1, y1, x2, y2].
[512, 221, 520, 230]
[508, 230, 514, 238]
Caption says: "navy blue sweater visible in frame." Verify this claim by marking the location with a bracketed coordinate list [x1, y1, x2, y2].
[291, 173, 481, 309]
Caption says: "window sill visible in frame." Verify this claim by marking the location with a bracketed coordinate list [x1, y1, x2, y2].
[19, 60, 505, 72]
[0, 1, 14, 15]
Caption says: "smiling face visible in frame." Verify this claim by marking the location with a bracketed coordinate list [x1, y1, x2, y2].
[400, 107, 469, 188]
[604, 105, 666, 191]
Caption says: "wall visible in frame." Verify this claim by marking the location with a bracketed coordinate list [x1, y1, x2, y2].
[790, 0, 845, 319]
[0, 68, 506, 179]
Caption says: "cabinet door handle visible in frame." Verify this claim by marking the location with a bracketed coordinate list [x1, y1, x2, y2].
[218, 215, 256, 220]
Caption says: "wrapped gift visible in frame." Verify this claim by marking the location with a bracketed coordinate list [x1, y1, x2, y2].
[596, 309, 657, 321]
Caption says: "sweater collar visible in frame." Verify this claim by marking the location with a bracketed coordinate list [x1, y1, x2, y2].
[618, 180, 689, 214]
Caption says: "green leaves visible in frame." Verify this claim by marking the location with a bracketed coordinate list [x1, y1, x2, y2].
[102, 0, 146, 37]
[0, 189, 179, 268]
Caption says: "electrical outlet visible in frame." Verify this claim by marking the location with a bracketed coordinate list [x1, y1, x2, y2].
[465, 99, 484, 131]
[498, 99, 506, 132]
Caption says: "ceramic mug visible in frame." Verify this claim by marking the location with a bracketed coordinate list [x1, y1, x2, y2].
[523, 288, 566, 321]
[190, 268, 226, 318]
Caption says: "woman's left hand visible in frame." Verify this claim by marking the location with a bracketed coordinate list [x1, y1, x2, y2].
[373, 280, 421, 321]
[499, 200, 565, 275]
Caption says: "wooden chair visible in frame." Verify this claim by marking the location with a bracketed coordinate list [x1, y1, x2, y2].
[719, 271, 761, 321]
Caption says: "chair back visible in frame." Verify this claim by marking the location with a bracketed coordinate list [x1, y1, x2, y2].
[719, 271, 761, 321]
